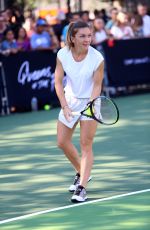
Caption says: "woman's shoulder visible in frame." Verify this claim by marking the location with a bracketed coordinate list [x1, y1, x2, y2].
[57, 46, 69, 54]
[89, 46, 104, 59]
[57, 46, 70, 59]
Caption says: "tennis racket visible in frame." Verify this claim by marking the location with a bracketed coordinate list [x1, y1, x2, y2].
[72, 96, 119, 125]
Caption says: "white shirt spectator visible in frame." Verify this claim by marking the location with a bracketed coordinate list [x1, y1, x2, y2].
[111, 25, 134, 39]
[94, 30, 107, 43]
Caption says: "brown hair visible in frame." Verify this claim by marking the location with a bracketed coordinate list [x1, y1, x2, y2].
[66, 21, 90, 49]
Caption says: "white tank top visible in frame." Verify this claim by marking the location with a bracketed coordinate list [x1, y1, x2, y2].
[57, 45, 104, 98]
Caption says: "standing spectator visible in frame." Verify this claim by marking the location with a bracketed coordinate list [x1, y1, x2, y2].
[30, 18, 52, 50]
[92, 18, 107, 51]
[45, 24, 60, 50]
[131, 14, 144, 38]
[137, 2, 150, 37]
[4, 8, 24, 38]
[61, 13, 80, 47]
[52, 16, 64, 42]
[0, 13, 8, 42]
[110, 11, 134, 39]
[24, 17, 36, 38]
[105, 8, 118, 36]
[16, 27, 30, 51]
[80, 11, 90, 23]
[100, 9, 109, 24]
[1, 28, 18, 55]
[92, 18, 108, 89]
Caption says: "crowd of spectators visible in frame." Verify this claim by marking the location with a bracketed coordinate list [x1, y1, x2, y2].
[0, 2, 150, 56]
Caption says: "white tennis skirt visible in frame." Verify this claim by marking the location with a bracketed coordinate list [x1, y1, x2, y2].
[58, 95, 93, 128]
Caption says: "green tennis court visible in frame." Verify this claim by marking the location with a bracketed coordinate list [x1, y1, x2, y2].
[0, 94, 150, 229]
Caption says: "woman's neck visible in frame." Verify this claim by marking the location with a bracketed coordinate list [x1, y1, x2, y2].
[71, 47, 88, 56]
[71, 47, 88, 62]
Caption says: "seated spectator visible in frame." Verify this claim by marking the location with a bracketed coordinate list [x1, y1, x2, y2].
[16, 27, 30, 51]
[30, 18, 52, 50]
[110, 11, 134, 39]
[105, 7, 118, 36]
[0, 28, 18, 55]
[137, 2, 150, 37]
[92, 18, 108, 51]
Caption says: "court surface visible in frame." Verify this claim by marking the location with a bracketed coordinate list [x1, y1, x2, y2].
[0, 93, 150, 229]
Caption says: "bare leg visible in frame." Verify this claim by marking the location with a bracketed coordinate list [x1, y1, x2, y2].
[57, 120, 81, 173]
[79, 120, 98, 188]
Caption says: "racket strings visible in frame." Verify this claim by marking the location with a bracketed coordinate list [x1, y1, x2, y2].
[92, 97, 118, 124]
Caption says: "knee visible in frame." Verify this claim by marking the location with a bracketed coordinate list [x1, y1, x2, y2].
[57, 139, 65, 149]
[80, 137, 93, 152]
[57, 138, 71, 150]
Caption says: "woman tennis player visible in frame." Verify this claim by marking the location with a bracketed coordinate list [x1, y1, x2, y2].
[54, 21, 104, 202]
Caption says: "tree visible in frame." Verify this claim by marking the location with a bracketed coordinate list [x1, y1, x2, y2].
[6, 0, 35, 10]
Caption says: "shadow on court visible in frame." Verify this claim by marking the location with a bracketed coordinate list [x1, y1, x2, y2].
[1, 192, 150, 230]
[0, 94, 150, 228]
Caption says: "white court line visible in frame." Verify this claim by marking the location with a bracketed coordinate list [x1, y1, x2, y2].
[0, 188, 150, 225]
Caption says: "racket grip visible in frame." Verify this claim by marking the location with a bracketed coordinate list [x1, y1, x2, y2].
[72, 111, 81, 116]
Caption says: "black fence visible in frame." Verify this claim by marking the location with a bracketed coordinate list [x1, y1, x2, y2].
[102, 38, 150, 87]
[0, 50, 59, 113]
[0, 38, 150, 114]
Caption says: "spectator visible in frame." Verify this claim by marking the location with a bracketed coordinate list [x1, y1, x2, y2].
[100, 9, 109, 24]
[52, 16, 64, 42]
[0, 9, 11, 31]
[24, 17, 36, 38]
[80, 11, 90, 23]
[16, 27, 30, 51]
[92, 18, 108, 51]
[1, 28, 18, 55]
[93, 9, 100, 19]
[131, 14, 144, 38]
[0, 13, 8, 42]
[137, 2, 150, 37]
[30, 18, 52, 50]
[105, 7, 118, 36]
[45, 24, 60, 50]
[61, 13, 80, 47]
[110, 11, 134, 39]
[91, 18, 109, 89]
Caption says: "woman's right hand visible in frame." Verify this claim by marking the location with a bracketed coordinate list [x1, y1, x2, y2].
[63, 106, 73, 122]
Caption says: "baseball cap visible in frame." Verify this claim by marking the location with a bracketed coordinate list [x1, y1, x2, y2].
[36, 18, 47, 26]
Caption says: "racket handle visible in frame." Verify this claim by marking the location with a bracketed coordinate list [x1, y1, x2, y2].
[72, 111, 81, 116]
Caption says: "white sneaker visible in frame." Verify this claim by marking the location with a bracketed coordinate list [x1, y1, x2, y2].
[71, 185, 87, 202]
[68, 173, 92, 193]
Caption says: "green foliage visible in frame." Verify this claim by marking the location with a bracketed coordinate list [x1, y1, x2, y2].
[6, 0, 36, 10]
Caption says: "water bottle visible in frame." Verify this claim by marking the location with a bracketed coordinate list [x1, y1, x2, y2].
[31, 97, 38, 111]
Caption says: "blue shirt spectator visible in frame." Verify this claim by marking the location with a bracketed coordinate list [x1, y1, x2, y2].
[1, 28, 18, 55]
[1, 39, 17, 50]
[30, 31, 51, 49]
[30, 18, 52, 50]
[61, 24, 69, 43]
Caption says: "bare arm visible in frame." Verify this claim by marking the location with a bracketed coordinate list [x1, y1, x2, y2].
[90, 60, 104, 101]
[54, 57, 72, 121]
